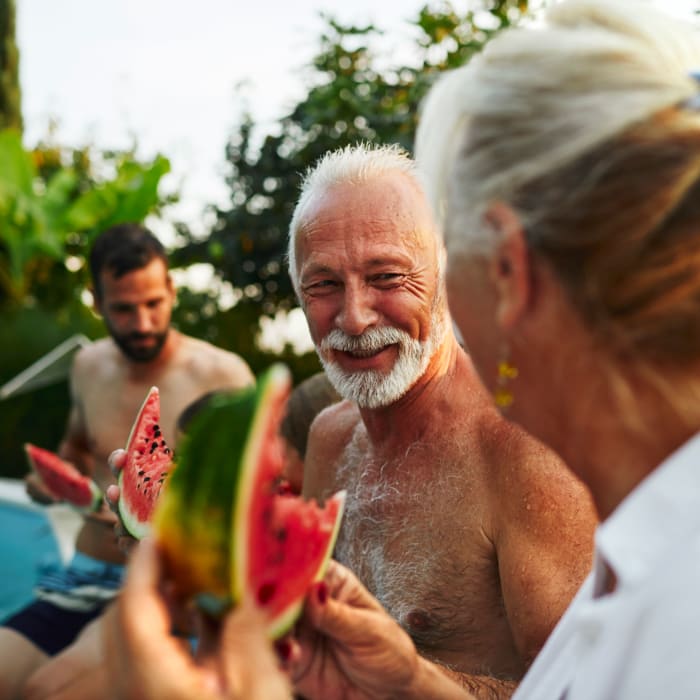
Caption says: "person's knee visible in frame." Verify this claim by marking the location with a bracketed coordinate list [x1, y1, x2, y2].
[0, 628, 48, 699]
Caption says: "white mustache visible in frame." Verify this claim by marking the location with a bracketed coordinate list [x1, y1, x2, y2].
[320, 327, 409, 355]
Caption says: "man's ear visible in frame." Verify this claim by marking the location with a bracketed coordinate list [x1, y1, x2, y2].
[485, 202, 532, 331]
[166, 274, 176, 298]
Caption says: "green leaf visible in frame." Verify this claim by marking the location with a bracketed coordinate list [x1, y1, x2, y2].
[0, 129, 35, 197]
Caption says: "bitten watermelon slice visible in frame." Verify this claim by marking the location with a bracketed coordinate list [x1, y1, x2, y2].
[24, 443, 102, 512]
[154, 364, 345, 637]
[118, 386, 173, 539]
[232, 365, 345, 637]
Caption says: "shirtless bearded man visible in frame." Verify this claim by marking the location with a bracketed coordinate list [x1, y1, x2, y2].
[0, 223, 254, 698]
[290, 145, 597, 698]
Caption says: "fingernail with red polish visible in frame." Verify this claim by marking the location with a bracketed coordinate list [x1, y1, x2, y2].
[275, 639, 292, 661]
[316, 582, 328, 605]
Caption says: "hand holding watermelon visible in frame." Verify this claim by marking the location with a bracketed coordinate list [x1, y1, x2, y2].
[104, 366, 345, 640]
[104, 454, 139, 556]
[153, 365, 345, 637]
[290, 560, 470, 700]
[104, 537, 292, 700]
[24, 443, 102, 512]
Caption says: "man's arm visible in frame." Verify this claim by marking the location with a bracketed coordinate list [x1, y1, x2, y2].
[492, 433, 597, 666]
[25, 356, 93, 504]
[437, 666, 517, 700]
[57, 400, 94, 476]
[57, 355, 95, 476]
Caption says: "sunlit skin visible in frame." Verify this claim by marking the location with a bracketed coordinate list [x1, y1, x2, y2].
[300, 172, 597, 687]
[445, 254, 500, 395]
[296, 172, 443, 390]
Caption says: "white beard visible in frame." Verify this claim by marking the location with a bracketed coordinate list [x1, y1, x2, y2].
[318, 323, 443, 409]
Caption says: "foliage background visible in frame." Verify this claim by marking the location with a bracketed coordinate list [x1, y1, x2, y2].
[0, 0, 535, 478]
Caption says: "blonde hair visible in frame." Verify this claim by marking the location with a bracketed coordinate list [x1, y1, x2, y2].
[417, 0, 700, 416]
[287, 143, 433, 297]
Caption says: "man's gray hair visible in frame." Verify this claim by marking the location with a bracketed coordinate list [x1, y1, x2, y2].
[287, 143, 428, 297]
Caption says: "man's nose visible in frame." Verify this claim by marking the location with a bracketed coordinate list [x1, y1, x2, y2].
[336, 284, 379, 336]
[133, 307, 154, 332]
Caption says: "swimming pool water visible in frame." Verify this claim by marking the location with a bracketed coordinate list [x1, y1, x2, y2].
[0, 500, 63, 620]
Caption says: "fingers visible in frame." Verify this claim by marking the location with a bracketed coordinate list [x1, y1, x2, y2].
[301, 561, 394, 650]
[104, 484, 138, 555]
[123, 538, 159, 600]
[323, 560, 385, 612]
[215, 599, 292, 698]
[105, 484, 120, 507]
[108, 449, 127, 477]
[24, 472, 58, 505]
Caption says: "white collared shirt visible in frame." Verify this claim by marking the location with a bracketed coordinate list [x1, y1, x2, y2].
[514, 432, 700, 700]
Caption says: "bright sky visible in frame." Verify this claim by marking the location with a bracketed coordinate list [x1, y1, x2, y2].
[15, 0, 699, 352]
[16, 0, 428, 230]
[17, 0, 435, 351]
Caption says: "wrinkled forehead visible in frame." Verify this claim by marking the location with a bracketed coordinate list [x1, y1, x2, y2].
[295, 174, 439, 261]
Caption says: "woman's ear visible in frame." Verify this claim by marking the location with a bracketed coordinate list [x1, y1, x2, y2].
[485, 202, 532, 330]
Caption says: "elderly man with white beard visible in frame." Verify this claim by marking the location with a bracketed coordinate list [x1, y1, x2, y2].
[289, 144, 598, 698]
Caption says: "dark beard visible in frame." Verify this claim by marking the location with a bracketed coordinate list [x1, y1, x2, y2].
[111, 330, 169, 363]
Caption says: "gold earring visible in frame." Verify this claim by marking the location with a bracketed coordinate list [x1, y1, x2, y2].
[494, 351, 518, 409]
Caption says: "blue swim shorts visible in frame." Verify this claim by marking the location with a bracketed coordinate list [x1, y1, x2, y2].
[2, 552, 125, 656]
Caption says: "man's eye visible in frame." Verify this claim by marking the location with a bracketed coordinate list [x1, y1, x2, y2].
[305, 280, 338, 292]
[372, 273, 403, 286]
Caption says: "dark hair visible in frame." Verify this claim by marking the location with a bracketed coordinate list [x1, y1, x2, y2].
[176, 390, 226, 435]
[279, 372, 341, 458]
[89, 223, 168, 300]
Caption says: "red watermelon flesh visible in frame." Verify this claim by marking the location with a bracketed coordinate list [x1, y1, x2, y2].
[118, 386, 173, 539]
[232, 364, 345, 637]
[24, 443, 102, 511]
[249, 490, 346, 636]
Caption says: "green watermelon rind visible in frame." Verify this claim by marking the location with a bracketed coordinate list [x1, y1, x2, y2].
[153, 384, 259, 603]
[118, 386, 170, 540]
[24, 443, 103, 512]
[231, 364, 345, 638]
[231, 363, 290, 603]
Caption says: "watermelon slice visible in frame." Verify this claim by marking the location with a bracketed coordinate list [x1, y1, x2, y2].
[118, 386, 173, 539]
[232, 365, 345, 637]
[153, 364, 345, 637]
[24, 443, 102, 512]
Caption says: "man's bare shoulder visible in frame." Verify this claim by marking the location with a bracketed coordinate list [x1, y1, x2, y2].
[71, 338, 117, 380]
[304, 399, 360, 498]
[178, 335, 254, 389]
[478, 413, 581, 492]
[311, 399, 359, 449]
[481, 412, 597, 547]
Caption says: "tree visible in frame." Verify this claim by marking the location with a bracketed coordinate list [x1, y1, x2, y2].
[0, 129, 171, 310]
[173, 1, 537, 319]
[0, 0, 21, 131]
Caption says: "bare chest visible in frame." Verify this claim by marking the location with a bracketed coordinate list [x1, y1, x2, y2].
[331, 438, 519, 674]
[79, 374, 202, 484]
